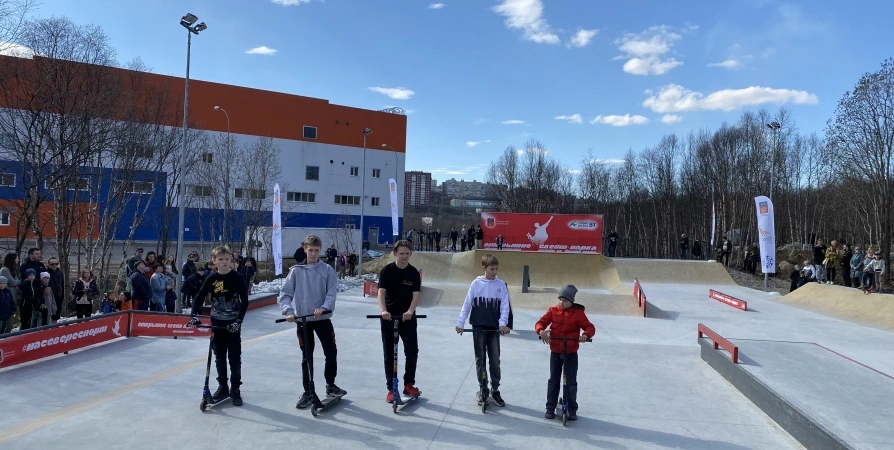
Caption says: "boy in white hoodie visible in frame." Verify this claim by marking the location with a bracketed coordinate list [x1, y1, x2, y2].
[455, 254, 511, 406]
[278, 235, 347, 410]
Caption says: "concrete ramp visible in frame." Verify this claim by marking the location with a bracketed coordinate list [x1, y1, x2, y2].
[776, 283, 894, 332]
[613, 258, 735, 285]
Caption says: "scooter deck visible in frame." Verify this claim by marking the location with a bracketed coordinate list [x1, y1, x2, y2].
[200, 395, 231, 411]
[310, 393, 344, 417]
[392, 394, 420, 411]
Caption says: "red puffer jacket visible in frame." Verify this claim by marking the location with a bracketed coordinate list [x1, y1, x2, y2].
[534, 304, 596, 353]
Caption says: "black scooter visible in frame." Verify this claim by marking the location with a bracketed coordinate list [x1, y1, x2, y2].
[459, 328, 505, 413]
[195, 321, 232, 412]
[541, 334, 592, 426]
[276, 311, 344, 417]
[366, 313, 427, 414]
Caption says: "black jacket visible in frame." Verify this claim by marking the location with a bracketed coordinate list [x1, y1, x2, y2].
[130, 271, 151, 303]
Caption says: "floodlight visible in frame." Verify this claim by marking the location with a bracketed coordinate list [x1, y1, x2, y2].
[182, 13, 198, 25]
[194, 22, 207, 32]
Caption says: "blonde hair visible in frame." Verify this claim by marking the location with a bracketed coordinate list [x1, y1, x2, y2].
[303, 235, 323, 248]
[211, 245, 232, 259]
[393, 239, 413, 253]
[481, 253, 499, 267]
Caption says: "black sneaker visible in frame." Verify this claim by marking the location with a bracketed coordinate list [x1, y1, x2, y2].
[568, 410, 577, 420]
[491, 390, 505, 407]
[212, 385, 229, 402]
[231, 389, 243, 406]
[296, 392, 314, 409]
[545, 409, 556, 419]
[326, 384, 347, 397]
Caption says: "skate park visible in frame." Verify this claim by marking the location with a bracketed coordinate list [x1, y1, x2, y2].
[1, 250, 891, 449]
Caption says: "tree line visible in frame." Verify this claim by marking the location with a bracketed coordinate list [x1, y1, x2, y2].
[487, 57, 894, 278]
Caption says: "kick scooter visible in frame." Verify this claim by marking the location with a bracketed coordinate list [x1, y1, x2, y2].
[192, 320, 232, 412]
[459, 328, 506, 413]
[541, 334, 592, 426]
[276, 311, 344, 417]
[367, 313, 427, 414]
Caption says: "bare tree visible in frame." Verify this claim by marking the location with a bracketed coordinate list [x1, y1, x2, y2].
[236, 136, 283, 260]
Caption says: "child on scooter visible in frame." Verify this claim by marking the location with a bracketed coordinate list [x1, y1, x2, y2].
[534, 285, 595, 421]
[456, 253, 511, 406]
[278, 235, 347, 410]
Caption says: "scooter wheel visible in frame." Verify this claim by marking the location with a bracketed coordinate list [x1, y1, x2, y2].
[200, 399, 208, 412]
[310, 403, 318, 417]
[481, 401, 487, 414]
[562, 412, 567, 427]
[392, 400, 399, 414]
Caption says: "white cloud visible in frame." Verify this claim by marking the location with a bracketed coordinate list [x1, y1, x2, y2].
[568, 169, 582, 174]
[642, 83, 819, 113]
[568, 29, 598, 48]
[368, 86, 415, 100]
[592, 158, 625, 164]
[466, 140, 491, 148]
[0, 42, 35, 58]
[590, 114, 649, 127]
[554, 114, 583, 124]
[271, 0, 313, 5]
[501, 119, 526, 125]
[614, 25, 688, 75]
[707, 59, 743, 70]
[429, 2, 446, 9]
[660, 114, 683, 124]
[246, 46, 278, 55]
[493, 0, 560, 45]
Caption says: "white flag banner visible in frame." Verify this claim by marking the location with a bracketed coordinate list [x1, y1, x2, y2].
[272, 183, 283, 275]
[388, 178, 399, 238]
[754, 195, 776, 274]
[710, 200, 716, 247]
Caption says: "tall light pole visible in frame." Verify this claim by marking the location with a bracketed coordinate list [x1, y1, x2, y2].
[214, 106, 232, 245]
[175, 13, 207, 313]
[359, 128, 372, 259]
[764, 121, 781, 291]
[382, 143, 399, 240]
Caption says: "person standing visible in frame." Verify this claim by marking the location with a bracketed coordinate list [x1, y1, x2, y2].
[47, 257, 65, 322]
[72, 269, 98, 319]
[679, 234, 689, 260]
[19, 249, 46, 330]
[376, 240, 422, 403]
[607, 230, 618, 257]
[348, 251, 358, 277]
[325, 244, 338, 270]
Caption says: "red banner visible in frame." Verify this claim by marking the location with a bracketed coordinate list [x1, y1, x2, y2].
[480, 213, 603, 253]
[0, 314, 127, 369]
[129, 312, 212, 338]
[708, 289, 748, 311]
[363, 280, 379, 298]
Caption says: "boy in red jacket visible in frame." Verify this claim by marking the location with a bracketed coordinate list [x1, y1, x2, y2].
[534, 284, 595, 420]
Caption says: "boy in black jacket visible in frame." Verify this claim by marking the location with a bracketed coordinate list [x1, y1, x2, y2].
[188, 246, 249, 406]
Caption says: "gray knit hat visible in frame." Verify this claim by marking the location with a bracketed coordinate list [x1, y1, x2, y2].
[558, 284, 578, 303]
[0, 275, 7, 283]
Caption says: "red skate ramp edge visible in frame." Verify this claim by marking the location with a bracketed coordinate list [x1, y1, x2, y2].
[697, 325, 850, 450]
[708, 289, 748, 311]
[0, 294, 277, 370]
[633, 278, 649, 317]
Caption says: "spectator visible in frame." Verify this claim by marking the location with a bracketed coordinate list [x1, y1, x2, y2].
[336, 252, 347, 279]
[744, 243, 759, 275]
[348, 251, 358, 277]
[476, 225, 483, 249]
[19, 248, 47, 285]
[47, 257, 65, 322]
[164, 255, 179, 279]
[496, 234, 504, 250]
[679, 234, 689, 260]
[450, 228, 458, 252]
[239, 259, 256, 293]
[72, 268, 98, 319]
[293, 246, 306, 264]
[31, 272, 55, 328]
[824, 240, 841, 285]
[841, 244, 854, 287]
[435, 229, 442, 252]
[145, 251, 157, 269]
[150, 263, 169, 312]
[0, 253, 21, 328]
[0, 276, 15, 334]
[801, 261, 818, 283]
[461, 226, 468, 252]
[181, 265, 206, 308]
[20, 269, 38, 326]
[182, 251, 199, 281]
[130, 261, 151, 311]
[325, 244, 338, 270]
[126, 248, 144, 292]
[692, 240, 702, 260]
[851, 245, 866, 289]
[813, 240, 827, 283]
[718, 236, 732, 266]
[117, 291, 133, 311]
[789, 265, 801, 292]
[607, 230, 619, 257]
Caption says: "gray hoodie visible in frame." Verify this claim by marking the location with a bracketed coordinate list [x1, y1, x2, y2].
[278, 260, 337, 321]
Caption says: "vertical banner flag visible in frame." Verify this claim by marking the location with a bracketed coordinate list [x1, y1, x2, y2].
[272, 183, 283, 275]
[710, 189, 716, 246]
[754, 195, 776, 274]
[389, 178, 399, 238]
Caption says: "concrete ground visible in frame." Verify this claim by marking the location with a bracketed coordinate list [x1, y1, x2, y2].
[0, 283, 804, 450]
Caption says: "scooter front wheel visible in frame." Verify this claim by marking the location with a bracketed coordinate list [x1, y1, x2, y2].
[200, 399, 208, 412]
[562, 412, 567, 427]
[311, 403, 318, 417]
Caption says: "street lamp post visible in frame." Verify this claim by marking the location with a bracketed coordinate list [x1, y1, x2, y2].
[382, 143, 399, 240]
[214, 106, 232, 245]
[764, 121, 781, 291]
[359, 128, 372, 262]
[175, 13, 207, 313]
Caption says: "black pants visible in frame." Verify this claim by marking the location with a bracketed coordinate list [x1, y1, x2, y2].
[212, 323, 242, 389]
[546, 351, 578, 411]
[473, 329, 501, 390]
[381, 317, 418, 390]
[827, 267, 836, 284]
[76, 303, 92, 319]
[19, 305, 31, 330]
[842, 269, 852, 287]
[52, 296, 63, 321]
[608, 243, 616, 257]
[296, 319, 338, 392]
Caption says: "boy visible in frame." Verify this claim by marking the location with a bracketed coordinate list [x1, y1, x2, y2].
[455, 254, 510, 406]
[534, 285, 595, 421]
[188, 246, 249, 406]
[376, 240, 422, 403]
[278, 235, 347, 410]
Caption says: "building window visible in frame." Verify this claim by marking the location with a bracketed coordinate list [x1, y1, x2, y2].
[350, 166, 359, 177]
[47, 176, 90, 192]
[0, 173, 14, 187]
[371, 197, 380, 206]
[235, 188, 266, 199]
[344, 224, 355, 230]
[303, 126, 317, 139]
[306, 166, 319, 181]
[117, 143, 153, 158]
[190, 185, 213, 197]
[287, 191, 315, 203]
[116, 180, 154, 194]
[334, 195, 360, 205]
[372, 169, 381, 178]
[202, 152, 213, 164]
[0, 211, 8, 226]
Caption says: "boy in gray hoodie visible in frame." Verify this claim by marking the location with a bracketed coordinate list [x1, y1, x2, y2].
[278, 234, 347, 410]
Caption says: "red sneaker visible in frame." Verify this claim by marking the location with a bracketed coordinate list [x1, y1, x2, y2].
[403, 383, 421, 397]
[386, 391, 394, 403]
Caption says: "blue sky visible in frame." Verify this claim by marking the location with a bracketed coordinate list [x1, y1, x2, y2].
[9, 0, 894, 183]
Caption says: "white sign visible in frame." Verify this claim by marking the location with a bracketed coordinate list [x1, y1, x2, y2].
[388, 178, 399, 238]
[754, 195, 776, 274]
[272, 184, 283, 275]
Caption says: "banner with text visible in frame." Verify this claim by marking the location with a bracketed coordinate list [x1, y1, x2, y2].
[129, 312, 212, 338]
[480, 213, 603, 253]
[273, 183, 283, 275]
[754, 195, 776, 274]
[0, 314, 127, 369]
[389, 178, 399, 238]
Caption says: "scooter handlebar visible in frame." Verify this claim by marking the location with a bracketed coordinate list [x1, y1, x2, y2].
[538, 336, 593, 342]
[275, 311, 331, 323]
[366, 314, 427, 319]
